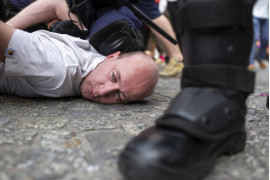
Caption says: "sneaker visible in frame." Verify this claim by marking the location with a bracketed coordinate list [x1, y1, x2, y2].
[155, 58, 166, 67]
[248, 64, 255, 70]
[259, 61, 267, 69]
[159, 58, 184, 77]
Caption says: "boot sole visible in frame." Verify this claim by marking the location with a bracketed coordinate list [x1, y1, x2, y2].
[118, 128, 246, 180]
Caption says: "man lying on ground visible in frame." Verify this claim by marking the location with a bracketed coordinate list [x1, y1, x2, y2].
[0, 20, 159, 104]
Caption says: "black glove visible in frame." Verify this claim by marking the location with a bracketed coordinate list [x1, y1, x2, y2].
[49, 20, 88, 39]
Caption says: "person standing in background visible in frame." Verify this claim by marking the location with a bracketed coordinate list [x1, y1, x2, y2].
[248, 0, 269, 70]
[135, 0, 184, 77]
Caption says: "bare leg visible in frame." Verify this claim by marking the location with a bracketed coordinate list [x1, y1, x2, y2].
[0, 21, 15, 63]
[151, 15, 183, 62]
[6, 0, 86, 30]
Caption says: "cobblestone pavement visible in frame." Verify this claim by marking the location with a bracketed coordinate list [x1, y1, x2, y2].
[0, 62, 268, 180]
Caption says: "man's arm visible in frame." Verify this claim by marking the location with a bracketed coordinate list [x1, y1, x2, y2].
[7, 0, 86, 30]
[0, 21, 15, 63]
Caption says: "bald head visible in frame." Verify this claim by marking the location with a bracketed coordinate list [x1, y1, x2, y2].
[80, 51, 159, 104]
[117, 51, 159, 100]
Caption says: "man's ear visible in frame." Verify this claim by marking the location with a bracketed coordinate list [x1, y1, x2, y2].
[104, 51, 121, 61]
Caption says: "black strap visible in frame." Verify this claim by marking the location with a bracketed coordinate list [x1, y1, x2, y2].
[126, 3, 178, 45]
[181, 65, 255, 94]
[156, 88, 245, 140]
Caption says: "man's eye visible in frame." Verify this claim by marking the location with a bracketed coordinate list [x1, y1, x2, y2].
[112, 72, 117, 82]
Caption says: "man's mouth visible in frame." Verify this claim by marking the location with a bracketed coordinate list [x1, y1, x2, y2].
[89, 85, 94, 97]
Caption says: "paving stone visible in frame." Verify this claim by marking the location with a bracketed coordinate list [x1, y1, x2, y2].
[0, 128, 37, 145]
[85, 129, 130, 155]
[67, 112, 118, 131]
[0, 147, 31, 169]
[121, 121, 152, 136]
[0, 116, 14, 126]
[7, 117, 69, 130]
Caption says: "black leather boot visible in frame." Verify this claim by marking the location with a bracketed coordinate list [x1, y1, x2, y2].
[118, 0, 256, 180]
[118, 69, 254, 180]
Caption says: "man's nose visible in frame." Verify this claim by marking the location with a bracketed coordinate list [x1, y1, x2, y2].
[98, 82, 119, 96]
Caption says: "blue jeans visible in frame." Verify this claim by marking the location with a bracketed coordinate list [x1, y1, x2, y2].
[9, 0, 33, 10]
[249, 17, 269, 64]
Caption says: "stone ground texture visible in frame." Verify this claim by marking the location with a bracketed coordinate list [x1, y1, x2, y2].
[0, 62, 268, 180]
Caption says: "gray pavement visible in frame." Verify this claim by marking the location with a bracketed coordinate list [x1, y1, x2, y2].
[0, 62, 268, 180]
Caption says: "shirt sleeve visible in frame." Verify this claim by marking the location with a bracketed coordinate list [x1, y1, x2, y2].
[4, 29, 65, 79]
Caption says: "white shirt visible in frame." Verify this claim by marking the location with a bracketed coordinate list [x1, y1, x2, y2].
[0, 30, 105, 98]
[253, 0, 269, 19]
